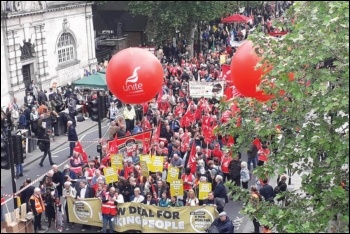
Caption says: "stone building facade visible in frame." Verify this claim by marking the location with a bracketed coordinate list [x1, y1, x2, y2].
[1, 1, 97, 107]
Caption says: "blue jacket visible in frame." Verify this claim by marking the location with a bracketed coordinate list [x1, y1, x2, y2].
[214, 182, 227, 201]
[68, 125, 78, 141]
[259, 184, 275, 201]
[213, 217, 234, 233]
[18, 113, 26, 126]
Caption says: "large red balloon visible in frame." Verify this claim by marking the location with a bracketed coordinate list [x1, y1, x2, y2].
[106, 48, 163, 104]
[231, 41, 273, 101]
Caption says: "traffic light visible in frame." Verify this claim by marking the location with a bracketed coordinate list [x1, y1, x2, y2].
[1, 132, 10, 170]
[100, 95, 108, 119]
[90, 99, 99, 121]
[12, 133, 24, 165]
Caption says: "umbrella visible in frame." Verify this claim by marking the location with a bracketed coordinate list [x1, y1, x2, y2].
[222, 14, 251, 23]
[72, 72, 108, 90]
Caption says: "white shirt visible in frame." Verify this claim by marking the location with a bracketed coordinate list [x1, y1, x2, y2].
[133, 195, 144, 203]
[80, 186, 87, 199]
[116, 194, 124, 204]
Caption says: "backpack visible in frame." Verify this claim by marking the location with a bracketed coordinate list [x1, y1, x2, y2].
[213, 167, 224, 177]
[274, 185, 281, 194]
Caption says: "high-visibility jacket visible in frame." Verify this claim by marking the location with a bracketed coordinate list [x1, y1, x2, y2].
[101, 192, 117, 216]
[30, 194, 45, 214]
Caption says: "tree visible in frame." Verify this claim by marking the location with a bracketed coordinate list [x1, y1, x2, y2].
[219, 1, 349, 233]
[128, 1, 237, 57]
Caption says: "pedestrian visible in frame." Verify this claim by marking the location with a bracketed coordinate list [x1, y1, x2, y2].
[39, 129, 55, 167]
[62, 181, 76, 231]
[259, 178, 275, 203]
[67, 94, 77, 127]
[208, 211, 234, 233]
[101, 187, 118, 233]
[229, 155, 242, 187]
[250, 186, 262, 233]
[43, 186, 55, 228]
[29, 187, 46, 233]
[247, 142, 258, 171]
[213, 175, 228, 207]
[76, 180, 95, 231]
[54, 197, 63, 232]
[240, 161, 250, 189]
[123, 104, 136, 133]
[67, 120, 78, 158]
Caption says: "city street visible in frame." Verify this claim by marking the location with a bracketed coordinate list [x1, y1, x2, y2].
[1, 115, 260, 233]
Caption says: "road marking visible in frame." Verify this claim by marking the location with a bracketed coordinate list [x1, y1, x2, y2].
[52, 155, 59, 158]
[233, 216, 244, 230]
[79, 122, 109, 141]
[52, 147, 69, 154]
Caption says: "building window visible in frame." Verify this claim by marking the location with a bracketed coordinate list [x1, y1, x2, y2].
[22, 64, 31, 86]
[57, 33, 75, 63]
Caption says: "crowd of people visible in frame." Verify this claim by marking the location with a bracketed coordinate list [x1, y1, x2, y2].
[0, 2, 296, 233]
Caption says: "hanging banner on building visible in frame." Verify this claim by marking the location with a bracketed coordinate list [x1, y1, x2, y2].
[170, 179, 184, 197]
[103, 167, 118, 184]
[166, 166, 180, 183]
[111, 154, 124, 171]
[151, 156, 163, 172]
[108, 130, 153, 154]
[198, 183, 212, 200]
[189, 81, 224, 98]
[67, 197, 218, 233]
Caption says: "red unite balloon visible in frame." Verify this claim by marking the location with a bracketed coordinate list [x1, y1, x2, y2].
[106, 48, 163, 104]
[231, 41, 273, 101]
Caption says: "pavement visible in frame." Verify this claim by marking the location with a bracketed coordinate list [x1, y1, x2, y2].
[1, 111, 303, 233]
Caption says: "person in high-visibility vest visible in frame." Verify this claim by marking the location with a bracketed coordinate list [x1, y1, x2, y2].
[101, 187, 119, 233]
[30, 187, 46, 233]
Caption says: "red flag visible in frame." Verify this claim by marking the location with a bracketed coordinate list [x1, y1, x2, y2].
[187, 141, 197, 174]
[180, 110, 195, 128]
[142, 102, 149, 114]
[74, 141, 88, 163]
[220, 64, 231, 80]
[125, 131, 131, 136]
[152, 121, 161, 144]
[180, 132, 190, 153]
[142, 132, 150, 154]
[202, 125, 214, 144]
[108, 135, 119, 154]
[252, 138, 262, 151]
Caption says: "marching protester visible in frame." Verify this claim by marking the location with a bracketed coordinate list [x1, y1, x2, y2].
[0, 3, 296, 232]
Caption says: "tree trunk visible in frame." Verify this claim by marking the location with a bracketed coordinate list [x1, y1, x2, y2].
[186, 22, 197, 59]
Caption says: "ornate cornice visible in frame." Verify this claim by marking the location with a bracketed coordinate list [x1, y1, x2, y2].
[47, 2, 93, 12]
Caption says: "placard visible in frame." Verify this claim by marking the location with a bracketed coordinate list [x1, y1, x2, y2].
[151, 156, 163, 172]
[111, 154, 124, 171]
[170, 179, 184, 197]
[166, 166, 179, 183]
[140, 161, 149, 177]
[103, 167, 118, 184]
[199, 182, 212, 200]
[189, 81, 224, 98]
[140, 155, 153, 172]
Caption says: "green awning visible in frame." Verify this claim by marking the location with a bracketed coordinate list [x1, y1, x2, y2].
[72, 72, 107, 90]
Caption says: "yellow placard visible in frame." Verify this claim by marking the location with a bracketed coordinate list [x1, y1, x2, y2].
[151, 156, 163, 172]
[170, 179, 184, 197]
[103, 167, 118, 184]
[67, 197, 219, 233]
[167, 166, 179, 183]
[199, 182, 212, 200]
[220, 54, 226, 65]
[140, 161, 149, 177]
[111, 154, 124, 171]
[140, 155, 153, 172]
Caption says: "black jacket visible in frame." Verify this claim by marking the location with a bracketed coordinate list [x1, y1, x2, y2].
[76, 185, 95, 199]
[247, 143, 258, 159]
[229, 159, 242, 179]
[259, 184, 275, 202]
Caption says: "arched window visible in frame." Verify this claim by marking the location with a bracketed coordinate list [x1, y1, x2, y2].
[57, 33, 75, 63]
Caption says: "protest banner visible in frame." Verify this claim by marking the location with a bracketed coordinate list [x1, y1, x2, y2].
[111, 154, 124, 171]
[189, 81, 224, 98]
[166, 166, 179, 183]
[151, 156, 163, 172]
[170, 179, 184, 197]
[108, 131, 153, 156]
[103, 167, 118, 184]
[67, 197, 218, 233]
[198, 182, 212, 200]
[140, 161, 149, 177]
[140, 155, 153, 171]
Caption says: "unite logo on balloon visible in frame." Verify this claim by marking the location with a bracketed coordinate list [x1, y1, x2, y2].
[122, 66, 144, 94]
